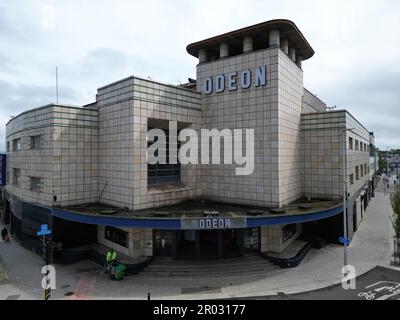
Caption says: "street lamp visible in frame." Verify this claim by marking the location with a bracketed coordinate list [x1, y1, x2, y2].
[342, 128, 355, 267]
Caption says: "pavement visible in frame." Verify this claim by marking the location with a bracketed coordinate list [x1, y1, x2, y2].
[0, 176, 399, 300]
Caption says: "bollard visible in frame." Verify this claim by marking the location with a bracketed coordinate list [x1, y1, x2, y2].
[148, 292, 151, 300]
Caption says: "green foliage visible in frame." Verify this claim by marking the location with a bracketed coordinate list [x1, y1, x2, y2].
[379, 156, 387, 172]
[392, 187, 400, 238]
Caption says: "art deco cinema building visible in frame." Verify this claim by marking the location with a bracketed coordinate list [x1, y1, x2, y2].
[3, 20, 378, 266]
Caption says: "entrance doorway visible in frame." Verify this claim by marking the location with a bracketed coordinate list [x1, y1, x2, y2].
[153, 228, 260, 259]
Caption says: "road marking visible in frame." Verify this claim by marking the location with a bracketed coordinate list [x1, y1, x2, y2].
[358, 281, 400, 300]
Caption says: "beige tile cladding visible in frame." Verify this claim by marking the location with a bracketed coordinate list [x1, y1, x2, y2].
[5, 105, 98, 207]
[301, 110, 370, 199]
[197, 48, 304, 207]
[277, 50, 304, 206]
[97, 226, 153, 257]
[302, 88, 327, 113]
[260, 223, 302, 253]
[96, 77, 202, 210]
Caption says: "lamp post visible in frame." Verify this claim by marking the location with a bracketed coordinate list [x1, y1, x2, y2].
[342, 128, 355, 267]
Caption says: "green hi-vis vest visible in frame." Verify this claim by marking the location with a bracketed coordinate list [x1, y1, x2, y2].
[107, 251, 117, 263]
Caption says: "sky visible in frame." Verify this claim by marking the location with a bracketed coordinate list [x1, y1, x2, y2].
[0, 0, 399, 151]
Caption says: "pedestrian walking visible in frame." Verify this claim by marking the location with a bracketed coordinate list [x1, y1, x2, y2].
[1, 226, 10, 243]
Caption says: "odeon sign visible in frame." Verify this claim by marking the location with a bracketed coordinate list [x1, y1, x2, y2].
[181, 217, 247, 230]
[203, 66, 267, 95]
[199, 218, 231, 229]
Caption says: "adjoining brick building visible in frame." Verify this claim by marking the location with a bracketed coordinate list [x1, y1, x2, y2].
[3, 19, 378, 263]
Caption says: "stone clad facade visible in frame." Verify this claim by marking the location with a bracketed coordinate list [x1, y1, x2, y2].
[3, 19, 377, 260]
[5, 105, 98, 207]
[95, 77, 202, 210]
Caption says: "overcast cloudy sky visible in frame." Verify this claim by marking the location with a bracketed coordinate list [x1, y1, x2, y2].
[0, 0, 399, 150]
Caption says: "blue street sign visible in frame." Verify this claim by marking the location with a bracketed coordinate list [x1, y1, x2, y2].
[0, 154, 6, 187]
[37, 224, 52, 236]
[339, 236, 350, 245]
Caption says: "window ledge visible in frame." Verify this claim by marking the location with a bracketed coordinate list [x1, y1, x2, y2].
[147, 183, 192, 195]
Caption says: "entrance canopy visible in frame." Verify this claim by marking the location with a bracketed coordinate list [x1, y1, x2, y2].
[51, 199, 342, 230]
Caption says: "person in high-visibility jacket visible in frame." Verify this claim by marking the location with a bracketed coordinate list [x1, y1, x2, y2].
[106, 249, 117, 264]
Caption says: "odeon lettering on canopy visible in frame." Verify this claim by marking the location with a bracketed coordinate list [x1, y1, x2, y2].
[203, 66, 267, 95]
[199, 218, 232, 229]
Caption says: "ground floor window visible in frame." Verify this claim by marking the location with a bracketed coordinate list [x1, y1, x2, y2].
[105, 226, 128, 248]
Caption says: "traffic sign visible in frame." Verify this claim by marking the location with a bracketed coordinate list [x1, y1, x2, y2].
[339, 236, 350, 245]
[37, 224, 52, 236]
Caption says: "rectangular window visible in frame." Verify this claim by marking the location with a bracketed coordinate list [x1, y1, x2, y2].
[360, 165, 364, 177]
[364, 164, 367, 174]
[6, 141, 10, 152]
[355, 140, 359, 151]
[13, 139, 21, 151]
[349, 137, 353, 150]
[105, 226, 128, 248]
[147, 126, 181, 186]
[349, 174, 354, 185]
[12, 168, 21, 186]
[356, 166, 359, 180]
[30, 135, 42, 149]
[30, 177, 42, 192]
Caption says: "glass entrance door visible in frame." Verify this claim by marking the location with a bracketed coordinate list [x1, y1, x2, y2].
[243, 227, 260, 253]
[153, 230, 176, 257]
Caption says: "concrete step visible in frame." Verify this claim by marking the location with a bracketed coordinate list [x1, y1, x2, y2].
[145, 263, 277, 273]
[138, 254, 279, 278]
[145, 259, 273, 270]
[135, 267, 283, 280]
[149, 254, 267, 267]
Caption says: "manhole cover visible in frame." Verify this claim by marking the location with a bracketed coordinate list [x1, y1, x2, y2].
[64, 292, 74, 296]
[6, 295, 20, 300]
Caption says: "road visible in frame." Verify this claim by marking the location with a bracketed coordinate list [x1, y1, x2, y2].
[236, 267, 400, 300]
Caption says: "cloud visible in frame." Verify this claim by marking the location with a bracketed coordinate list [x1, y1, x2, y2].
[305, 66, 400, 149]
[0, 80, 79, 151]
[0, 0, 399, 151]
[80, 48, 128, 77]
[0, 80, 78, 115]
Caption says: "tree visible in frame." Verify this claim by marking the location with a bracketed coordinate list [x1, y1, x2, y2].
[379, 156, 387, 172]
[392, 186, 400, 238]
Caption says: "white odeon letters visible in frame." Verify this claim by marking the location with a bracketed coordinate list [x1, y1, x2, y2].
[199, 218, 231, 229]
[203, 66, 267, 95]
